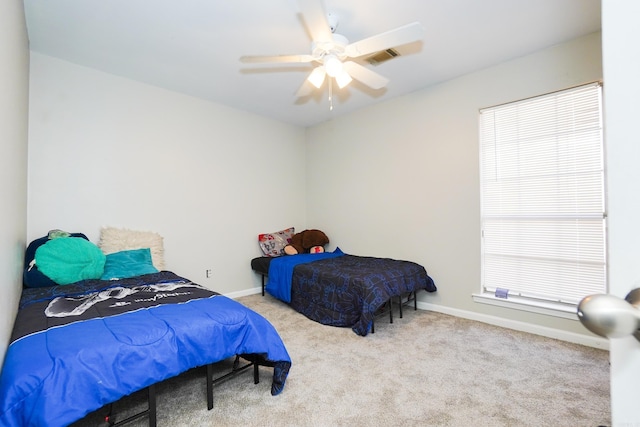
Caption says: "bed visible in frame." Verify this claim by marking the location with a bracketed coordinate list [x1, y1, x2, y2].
[251, 247, 437, 336]
[0, 231, 291, 427]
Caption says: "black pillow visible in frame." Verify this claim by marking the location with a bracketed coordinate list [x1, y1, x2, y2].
[250, 256, 273, 276]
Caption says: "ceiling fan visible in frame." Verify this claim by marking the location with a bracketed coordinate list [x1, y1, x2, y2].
[240, 0, 424, 104]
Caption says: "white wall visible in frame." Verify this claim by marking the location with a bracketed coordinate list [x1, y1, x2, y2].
[602, 1, 640, 424]
[27, 53, 307, 294]
[0, 0, 29, 364]
[306, 32, 602, 340]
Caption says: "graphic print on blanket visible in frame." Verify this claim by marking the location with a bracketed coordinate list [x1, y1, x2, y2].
[0, 272, 291, 427]
[12, 277, 211, 343]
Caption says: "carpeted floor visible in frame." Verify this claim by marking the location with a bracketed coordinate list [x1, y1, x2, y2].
[73, 293, 610, 427]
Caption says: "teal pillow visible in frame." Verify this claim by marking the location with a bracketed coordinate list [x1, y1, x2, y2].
[101, 248, 159, 280]
[35, 237, 106, 285]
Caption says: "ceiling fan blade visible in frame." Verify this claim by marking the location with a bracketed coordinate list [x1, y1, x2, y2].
[297, 0, 333, 43]
[344, 22, 425, 58]
[296, 80, 314, 97]
[343, 61, 389, 90]
[240, 54, 315, 64]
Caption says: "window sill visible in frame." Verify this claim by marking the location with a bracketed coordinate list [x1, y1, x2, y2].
[472, 293, 579, 320]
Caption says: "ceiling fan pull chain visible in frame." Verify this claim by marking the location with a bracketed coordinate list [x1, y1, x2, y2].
[329, 78, 333, 111]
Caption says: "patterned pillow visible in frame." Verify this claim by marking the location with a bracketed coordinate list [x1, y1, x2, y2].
[258, 227, 294, 257]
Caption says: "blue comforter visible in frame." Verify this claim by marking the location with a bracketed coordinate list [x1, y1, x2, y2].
[264, 248, 437, 336]
[0, 271, 291, 427]
[266, 248, 345, 303]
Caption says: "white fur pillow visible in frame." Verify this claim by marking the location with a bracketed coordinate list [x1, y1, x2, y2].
[99, 227, 165, 270]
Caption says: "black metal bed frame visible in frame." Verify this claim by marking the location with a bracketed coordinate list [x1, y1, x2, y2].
[206, 355, 259, 410]
[105, 384, 157, 427]
[370, 291, 418, 333]
[104, 355, 259, 426]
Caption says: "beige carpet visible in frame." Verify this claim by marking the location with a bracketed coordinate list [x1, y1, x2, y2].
[73, 294, 610, 427]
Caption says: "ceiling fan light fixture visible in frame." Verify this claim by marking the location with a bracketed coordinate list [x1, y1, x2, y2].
[323, 54, 342, 78]
[307, 66, 327, 88]
[335, 69, 352, 89]
[240, 2, 424, 100]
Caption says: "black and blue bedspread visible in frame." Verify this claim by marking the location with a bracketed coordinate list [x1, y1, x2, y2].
[0, 271, 291, 427]
[266, 249, 436, 336]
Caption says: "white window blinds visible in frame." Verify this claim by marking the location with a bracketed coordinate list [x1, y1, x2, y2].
[479, 82, 605, 305]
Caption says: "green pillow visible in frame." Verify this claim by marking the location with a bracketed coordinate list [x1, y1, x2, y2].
[35, 237, 106, 285]
[101, 248, 159, 280]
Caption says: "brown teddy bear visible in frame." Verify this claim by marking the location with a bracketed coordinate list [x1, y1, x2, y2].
[284, 229, 329, 255]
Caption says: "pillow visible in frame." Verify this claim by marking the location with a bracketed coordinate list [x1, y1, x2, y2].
[35, 237, 106, 285]
[258, 227, 295, 257]
[101, 248, 159, 280]
[99, 227, 165, 270]
[24, 232, 89, 288]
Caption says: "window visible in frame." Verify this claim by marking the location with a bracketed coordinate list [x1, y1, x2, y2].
[477, 82, 605, 316]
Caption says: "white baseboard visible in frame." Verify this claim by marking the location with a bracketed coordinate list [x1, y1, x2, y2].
[226, 287, 609, 350]
[417, 301, 609, 350]
[224, 287, 262, 299]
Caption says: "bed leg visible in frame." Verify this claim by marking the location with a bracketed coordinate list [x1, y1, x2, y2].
[148, 384, 157, 427]
[261, 275, 266, 296]
[103, 383, 157, 427]
[105, 403, 115, 426]
[414, 291, 417, 310]
[253, 361, 260, 384]
[389, 300, 393, 324]
[206, 363, 214, 410]
[207, 356, 259, 410]
[398, 296, 404, 319]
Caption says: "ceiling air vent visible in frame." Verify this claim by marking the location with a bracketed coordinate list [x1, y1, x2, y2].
[366, 48, 400, 66]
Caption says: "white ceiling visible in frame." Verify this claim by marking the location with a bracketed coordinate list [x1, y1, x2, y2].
[23, 0, 601, 128]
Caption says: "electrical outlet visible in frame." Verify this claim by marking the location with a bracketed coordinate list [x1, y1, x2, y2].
[205, 269, 212, 278]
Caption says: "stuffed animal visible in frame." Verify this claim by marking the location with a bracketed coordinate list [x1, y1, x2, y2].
[284, 229, 329, 255]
